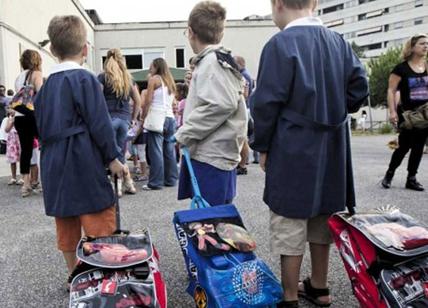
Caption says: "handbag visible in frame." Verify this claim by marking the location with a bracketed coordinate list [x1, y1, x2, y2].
[400, 62, 428, 130]
[143, 79, 167, 133]
[400, 102, 428, 130]
[10, 71, 35, 116]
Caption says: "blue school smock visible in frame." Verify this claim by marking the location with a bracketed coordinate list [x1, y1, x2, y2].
[250, 19, 368, 219]
[34, 62, 121, 218]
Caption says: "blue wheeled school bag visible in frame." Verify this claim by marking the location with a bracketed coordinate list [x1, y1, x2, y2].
[173, 148, 283, 308]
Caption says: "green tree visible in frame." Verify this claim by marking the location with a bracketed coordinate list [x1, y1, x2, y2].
[351, 41, 365, 58]
[367, 47, 402, 108]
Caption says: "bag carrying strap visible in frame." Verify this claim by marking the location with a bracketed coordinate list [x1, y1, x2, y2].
[24, 70, 33, 87]
[181, 147, 211, 209]
[42, 125, 86, 146]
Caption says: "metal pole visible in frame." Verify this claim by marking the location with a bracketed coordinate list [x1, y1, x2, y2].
[367, 95, 374, 133]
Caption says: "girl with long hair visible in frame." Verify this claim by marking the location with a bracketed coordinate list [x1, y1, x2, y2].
[382, 34, 428, 191]
[98, 48, 142, 196]
[141, 58, 178, 190]
[14, 49, 43, 197]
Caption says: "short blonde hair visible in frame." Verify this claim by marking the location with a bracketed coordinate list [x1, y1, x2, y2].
[188, 1, 226, 45]
[402, 34, 428, 61]
[47, 15, 87, 59]
[272, 0, 317, 9]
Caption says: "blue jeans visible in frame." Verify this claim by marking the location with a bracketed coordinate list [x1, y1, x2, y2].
[147, 117, 178, 188]
[111, 117, 129, 163]
[163, 117, 178, 186]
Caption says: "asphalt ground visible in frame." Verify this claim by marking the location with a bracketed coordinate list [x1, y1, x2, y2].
[0, 134, 427, 308]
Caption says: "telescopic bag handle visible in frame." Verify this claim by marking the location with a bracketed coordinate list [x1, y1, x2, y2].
[181, 147, 211, 209]
[111, 173, 129, 235]
[345, 123, 356, 216]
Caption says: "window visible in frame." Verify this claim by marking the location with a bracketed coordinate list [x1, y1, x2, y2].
[323, 4, 343, 14]
[125, 55, 143, 70]
[362, 43, 382, 51]
[415, 18, 423, 25]
[175, 48, 185, 68]
[384, 24, 389, 32]
[358, 14, 367, 21]
[143, 50, 165, 69]
[415, 0, 423, 7]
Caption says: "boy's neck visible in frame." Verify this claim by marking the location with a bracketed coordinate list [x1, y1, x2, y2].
[194, 42, 210, 55]
[279, 9, 314, 30]
[59, 56, 84, 66]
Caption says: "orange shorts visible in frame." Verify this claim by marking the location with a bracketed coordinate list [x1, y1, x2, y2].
[55, 206, 116, 252]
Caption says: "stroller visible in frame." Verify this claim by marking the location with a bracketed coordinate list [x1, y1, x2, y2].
[69, 178, 167, 308]
[173, 147, 283, 308]
[329, 206, 428, 308]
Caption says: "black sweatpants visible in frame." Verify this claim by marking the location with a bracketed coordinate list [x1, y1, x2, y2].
[388, 127, 428, 177]
[14, 115, 38, 174]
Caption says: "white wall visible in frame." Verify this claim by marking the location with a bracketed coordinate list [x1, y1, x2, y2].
[94, 20, 278, 78]
[0, 0, 95, 90]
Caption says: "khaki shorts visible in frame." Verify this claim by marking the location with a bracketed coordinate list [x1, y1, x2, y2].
[269, 211, 333, 256]
[55, 206, 116, 252]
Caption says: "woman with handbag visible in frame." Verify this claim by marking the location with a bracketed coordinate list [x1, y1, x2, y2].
[382, 34, 428, 191]
[13, 50, 43, 197]
[141, 58, 178, 190]
[98, 48, 141, 196]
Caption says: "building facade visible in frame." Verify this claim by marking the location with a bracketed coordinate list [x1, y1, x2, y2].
[94, 20, 277, 77]
[317, 0, 428, 57]
[0, 0, 96, 91]
[1, 0, 427, 91]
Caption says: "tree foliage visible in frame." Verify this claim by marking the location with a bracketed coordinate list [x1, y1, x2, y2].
[351, 41, 365, 58]
[367, 47, 402, 108]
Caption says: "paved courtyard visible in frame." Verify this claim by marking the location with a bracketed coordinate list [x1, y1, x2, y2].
[0, 134, 427, 308]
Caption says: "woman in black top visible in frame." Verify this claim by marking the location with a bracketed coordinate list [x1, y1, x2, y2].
[382, 34, 428, 191]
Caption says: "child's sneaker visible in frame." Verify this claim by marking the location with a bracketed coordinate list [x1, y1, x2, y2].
[8, 178, 17, 185]
[21, 186, 33, 198]
[132, 167, 141, 174]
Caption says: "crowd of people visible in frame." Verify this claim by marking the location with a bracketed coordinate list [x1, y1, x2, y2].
[0, 0, 427, 307]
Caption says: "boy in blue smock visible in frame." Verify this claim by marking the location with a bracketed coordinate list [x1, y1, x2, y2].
[250, 1, 368, 307]
[34, 15, 125, 280]
[175, 1, 247, 206]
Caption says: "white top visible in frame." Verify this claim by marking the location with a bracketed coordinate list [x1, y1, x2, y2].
[0, 117, 8, 141]
[284, 16, 323, 30]
[15, 70, 29, 92]
[152, 80, 174, 118]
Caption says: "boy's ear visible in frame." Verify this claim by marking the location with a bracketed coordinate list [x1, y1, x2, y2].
[273, 0, 284, 11]
[49, 44, 57, 58]
[82, 43, 88, 58]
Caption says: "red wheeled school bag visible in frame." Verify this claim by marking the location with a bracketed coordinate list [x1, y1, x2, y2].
[68, 178, 167, 308]
[329, 206, 428, 308]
